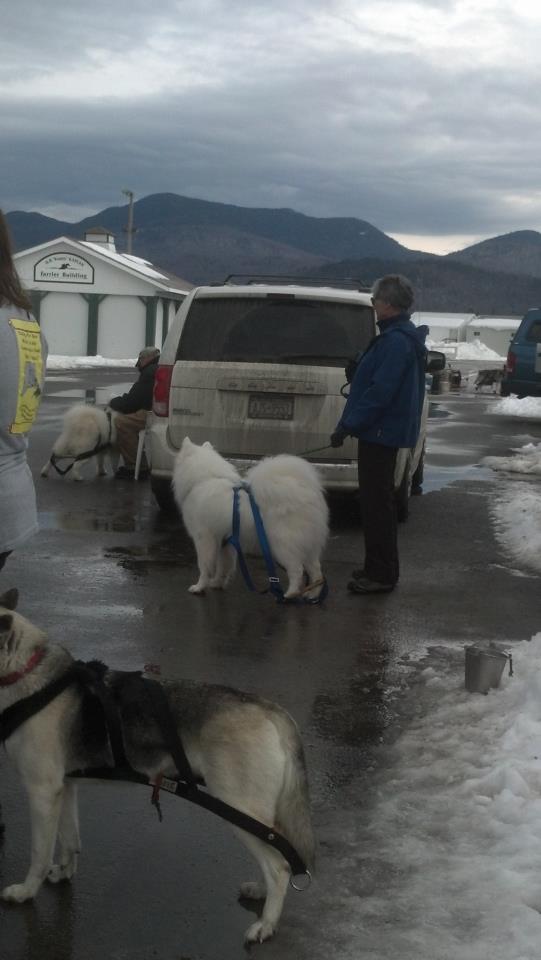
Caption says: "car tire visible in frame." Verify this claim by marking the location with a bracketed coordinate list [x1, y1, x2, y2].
[395, 462, 411, 523]
[150, 476, 178, 514]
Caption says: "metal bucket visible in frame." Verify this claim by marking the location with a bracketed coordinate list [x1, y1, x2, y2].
[464, 643, 513, 694]
[431, 369, 451, 394]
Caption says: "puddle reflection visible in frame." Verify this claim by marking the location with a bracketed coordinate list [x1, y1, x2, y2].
[421, 463, 493, 493]
[38, 510, 147, 533]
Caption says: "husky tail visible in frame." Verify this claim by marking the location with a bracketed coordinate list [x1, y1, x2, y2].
[274, 715, 316, 874]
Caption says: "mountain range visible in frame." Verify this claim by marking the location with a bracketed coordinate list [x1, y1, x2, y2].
[7, 193, 541, 313]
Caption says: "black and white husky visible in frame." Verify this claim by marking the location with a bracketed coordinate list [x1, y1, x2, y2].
[0, 590, 315, 944]
[40, 404, 119, 480]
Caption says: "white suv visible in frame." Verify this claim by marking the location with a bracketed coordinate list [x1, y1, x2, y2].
[148, 278, 436, 517]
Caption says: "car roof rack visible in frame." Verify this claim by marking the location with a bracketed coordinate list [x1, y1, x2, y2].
[218, 274, 371, 292]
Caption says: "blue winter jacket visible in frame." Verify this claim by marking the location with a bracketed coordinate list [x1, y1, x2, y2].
[336, 313, 428, 448]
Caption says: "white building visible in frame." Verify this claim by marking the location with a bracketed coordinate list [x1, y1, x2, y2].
[410, 311, 475, 343]
[15, 227, 193, 358]
[465, 315, 521, 358]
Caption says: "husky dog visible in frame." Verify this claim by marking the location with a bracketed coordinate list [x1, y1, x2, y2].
[0, 589, 315, 944]
[173, 438, 329, 600]
[41, 404, 119, 480]
[474, 368, 504, 393]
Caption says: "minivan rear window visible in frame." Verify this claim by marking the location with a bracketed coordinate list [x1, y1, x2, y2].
[176, 296, 374, 366]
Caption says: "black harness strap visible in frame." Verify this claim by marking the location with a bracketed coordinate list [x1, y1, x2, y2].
[0, 660, 309, 879]
[158, 776, 308, 876]
[0, 661, 94, 743]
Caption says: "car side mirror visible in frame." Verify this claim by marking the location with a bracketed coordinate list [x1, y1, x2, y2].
[426, 350, 446, 373]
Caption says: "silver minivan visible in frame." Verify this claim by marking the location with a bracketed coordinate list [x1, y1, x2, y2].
[148, 279, 434, 517]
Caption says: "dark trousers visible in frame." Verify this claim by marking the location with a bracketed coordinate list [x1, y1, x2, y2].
[0, 551, 11, 572]
[357, 442, 399, 585]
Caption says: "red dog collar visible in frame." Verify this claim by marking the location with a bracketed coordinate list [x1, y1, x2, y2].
[0, 647, 46, 687]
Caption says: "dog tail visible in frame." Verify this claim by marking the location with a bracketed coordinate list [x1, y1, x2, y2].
[275, 728, 316, 874]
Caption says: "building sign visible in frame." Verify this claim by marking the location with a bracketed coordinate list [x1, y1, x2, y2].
[34, 253, 94, 284]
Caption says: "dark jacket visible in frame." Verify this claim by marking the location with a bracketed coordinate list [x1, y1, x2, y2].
[109, 359, 159, 415]
[336, 314, 428, 448]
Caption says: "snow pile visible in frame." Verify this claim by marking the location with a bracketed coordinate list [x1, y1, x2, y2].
[491, 396, 541, 420]
[427, 338, 505, 361]
[490, 479, 541, 574]
[47, 355, 137, 369]
[350, 635, 541, 959]
[484, 443, 541, 477]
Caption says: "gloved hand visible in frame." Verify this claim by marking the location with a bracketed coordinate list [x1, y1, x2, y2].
[344, 358, 358, 384]
[330, 431, 346, 448]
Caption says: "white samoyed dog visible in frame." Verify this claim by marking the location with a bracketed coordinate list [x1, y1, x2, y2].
[41, 404, 119, 481]
[173, 438, 329, 600]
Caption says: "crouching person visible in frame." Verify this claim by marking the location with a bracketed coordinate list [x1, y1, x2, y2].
[109, 346, 160, 480]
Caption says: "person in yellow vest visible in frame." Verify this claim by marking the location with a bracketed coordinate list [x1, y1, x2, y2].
[0, 209, 47, 838]
[0, 210, 47, 573]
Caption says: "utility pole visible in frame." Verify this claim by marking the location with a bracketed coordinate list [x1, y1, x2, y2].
[122, 189, 135, 254]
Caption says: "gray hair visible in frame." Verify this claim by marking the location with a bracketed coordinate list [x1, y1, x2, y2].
[372, 274, 414, 311]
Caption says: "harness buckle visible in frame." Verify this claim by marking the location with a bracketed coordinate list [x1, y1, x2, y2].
[290, 870, 312, 892]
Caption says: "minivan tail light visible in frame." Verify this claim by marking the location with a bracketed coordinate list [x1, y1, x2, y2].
[153, 364, 173, 417]
[505, 350, 516, 376]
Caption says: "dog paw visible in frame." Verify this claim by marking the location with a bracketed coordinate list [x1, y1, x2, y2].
[244, 919, 276, 944]
[47, 859, 77, 884]
[239, 881, 266, 900]
[208, 579, 225, 589]
[2, 882, 36, 903]
[188, 584, 205, 594]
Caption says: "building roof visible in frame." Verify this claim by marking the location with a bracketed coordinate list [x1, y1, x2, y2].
[411, 311, 475, 329]
[469, 316, 521, 330]
[14, 235, 193, 296]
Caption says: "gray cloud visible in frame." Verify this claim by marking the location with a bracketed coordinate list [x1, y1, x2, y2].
[2, 0, 540, 249]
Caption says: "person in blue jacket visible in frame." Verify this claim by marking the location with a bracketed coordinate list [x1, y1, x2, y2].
[330, 274, 427, 595]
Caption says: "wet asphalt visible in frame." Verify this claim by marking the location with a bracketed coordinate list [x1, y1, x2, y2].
[1, 371, 540, 960]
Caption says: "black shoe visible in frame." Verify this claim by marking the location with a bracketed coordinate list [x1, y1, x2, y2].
[114, 466, 135, 480]
[347, 575, 395, 595]
[351, 568, 366, 580]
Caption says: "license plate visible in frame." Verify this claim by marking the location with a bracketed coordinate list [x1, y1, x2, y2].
[248, 394, 294, 420]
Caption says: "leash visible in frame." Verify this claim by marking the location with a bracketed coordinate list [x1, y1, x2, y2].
[227, 484, 327, 605]
[0, 660, 311, 884]
[297, 444, 334, 457]
[50, 410, 113, 476]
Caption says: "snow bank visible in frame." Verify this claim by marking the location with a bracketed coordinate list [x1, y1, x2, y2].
[342, 635, 541, 960]
[47, 355, 136, 369]
[427, 338, 505, 362]
[489, 479, 541, 573]
[491, 396, 541, 420]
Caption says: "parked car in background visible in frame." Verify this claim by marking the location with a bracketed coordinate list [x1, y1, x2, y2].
[501, 308, 541, 397]
[148, 277, 444, 519]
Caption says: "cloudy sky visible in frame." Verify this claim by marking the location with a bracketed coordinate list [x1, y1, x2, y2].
[2, 0, 540, 253]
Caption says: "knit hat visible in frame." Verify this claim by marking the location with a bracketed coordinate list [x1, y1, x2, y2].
[135, 346, 160, 368]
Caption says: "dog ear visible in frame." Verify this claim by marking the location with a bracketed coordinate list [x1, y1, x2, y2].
[0, 588, 18, 611]
[202, 441, 212, 448]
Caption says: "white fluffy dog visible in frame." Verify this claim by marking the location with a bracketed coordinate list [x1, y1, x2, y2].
[173, 438, 329, 601]
[41, 404, 119, 481]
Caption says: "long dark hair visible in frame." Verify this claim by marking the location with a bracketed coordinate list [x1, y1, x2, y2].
[0, 210, 32, 310]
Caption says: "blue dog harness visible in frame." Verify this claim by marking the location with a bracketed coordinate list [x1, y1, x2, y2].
[227, 483, 328, 604]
